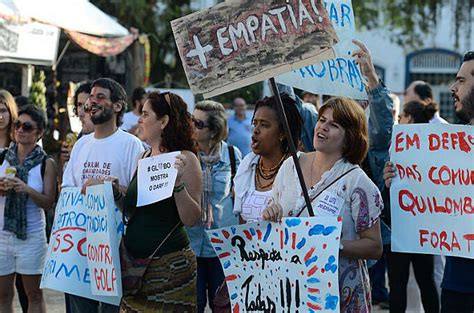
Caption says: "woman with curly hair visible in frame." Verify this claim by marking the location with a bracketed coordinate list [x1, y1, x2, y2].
[118, 91, 202, 312]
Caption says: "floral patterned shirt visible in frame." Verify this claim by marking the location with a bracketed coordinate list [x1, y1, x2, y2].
[273, 157, 383, 312]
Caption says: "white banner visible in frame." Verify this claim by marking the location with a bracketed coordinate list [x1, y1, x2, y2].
[137, 151, 179, 207]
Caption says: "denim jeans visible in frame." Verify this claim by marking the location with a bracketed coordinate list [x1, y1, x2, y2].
[196, 257, 225, 313]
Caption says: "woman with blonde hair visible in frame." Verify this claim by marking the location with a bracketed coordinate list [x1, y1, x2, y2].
[187, 100, 241, 312]
[0, 90, 18, 149]
[264, 97, 383, 312]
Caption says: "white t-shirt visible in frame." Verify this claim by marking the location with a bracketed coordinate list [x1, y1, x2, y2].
[62, 128, 144, 188]
[240, 189, 272, 222]
[120, 111, 140, 132]
[0, 161, 45, 234]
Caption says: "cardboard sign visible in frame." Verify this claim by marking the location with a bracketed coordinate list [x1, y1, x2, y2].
[86, 183, 122, 297]
[41, 185, 122, 305]
[137, 151, 179, 207]
[275, 0, 367, 99]
[390, 124, 474, 259]
[171, 0, 338, 98]
[208, 217, 342, 312]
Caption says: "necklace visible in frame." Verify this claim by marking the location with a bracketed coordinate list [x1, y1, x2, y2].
[255, 154, 287, 189]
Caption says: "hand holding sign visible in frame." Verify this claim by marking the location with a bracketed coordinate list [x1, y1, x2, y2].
[137, 151, 180, 207]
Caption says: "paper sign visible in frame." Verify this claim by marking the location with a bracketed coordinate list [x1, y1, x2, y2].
[41, 186, 122, 305]
[86, 183, 122, 297]
[208, 217, 342, 312]
[171, 0, 338, 98]
[390, 124, 474, 259]
[275, 0, 367, 99]
[137, 151, 179, 207]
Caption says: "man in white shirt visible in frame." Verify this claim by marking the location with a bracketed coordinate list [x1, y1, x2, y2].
[404, 80, 448, 124]
[62, 78, 144, 313]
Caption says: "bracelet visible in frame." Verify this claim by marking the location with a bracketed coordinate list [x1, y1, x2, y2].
[173, 182, 186, 193]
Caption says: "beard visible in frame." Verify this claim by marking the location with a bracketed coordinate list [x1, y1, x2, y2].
[90, 105, 114, 125]
[455, 88, 474, 123]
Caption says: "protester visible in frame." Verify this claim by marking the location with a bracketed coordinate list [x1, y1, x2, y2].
[387, 99, 441, 313]
[351, 39, 394, 309]
[0, 105, 57, 313]
[264, 97, 383, 312]
[227, 97, 252, 156]
[404, 81, 448, 124]
[116, 91, 201, 312]
[384, 51, 474, 313]
[302, 91, 321, 110]
[233, 94, 302, 222]
[121, 87, 147, 134]
[62, 78, 144, 313]
[185, 100, 241, 313]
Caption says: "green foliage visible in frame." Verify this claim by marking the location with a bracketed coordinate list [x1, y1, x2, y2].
[353, 0, 472, 49]
[91, 0, 192, 86]
[29, 70, 47, 112]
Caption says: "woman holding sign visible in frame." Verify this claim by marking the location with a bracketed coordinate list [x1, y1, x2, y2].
[263, 97, 383, 312]
[233, 94, 302, 222]
[186, 100, 242, 313]
[384, 100, 440, 313]
[0, 105, 57, 313]
[118, 91, 201, 312]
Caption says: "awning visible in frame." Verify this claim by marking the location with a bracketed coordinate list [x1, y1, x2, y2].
[0, 0, 128, 37]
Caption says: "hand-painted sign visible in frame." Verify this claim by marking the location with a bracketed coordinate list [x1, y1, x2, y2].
[208, 217, 342, 312]
[171, 0, 338, 98]
[390, 124, 474, 259]
[41, 185, 122, 305]
[86, 183, 122, 297]
[137, 151, 179, 207]
[275, 0, 367, 99]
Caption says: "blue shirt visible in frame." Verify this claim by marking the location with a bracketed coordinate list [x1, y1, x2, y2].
[227, 114, 252, 156]
[186, 142, 242, 257]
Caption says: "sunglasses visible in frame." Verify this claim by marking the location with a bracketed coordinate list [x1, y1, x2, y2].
[192, 117, 209, 130]
[14, 120, 37, 132]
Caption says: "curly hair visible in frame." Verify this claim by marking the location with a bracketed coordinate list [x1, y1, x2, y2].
[252, 94, 302, 154]
[146, 92, 197, 154]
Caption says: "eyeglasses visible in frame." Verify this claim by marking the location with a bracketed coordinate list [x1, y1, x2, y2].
[14, 120, 37, 132]
[192, 117, 209, 130]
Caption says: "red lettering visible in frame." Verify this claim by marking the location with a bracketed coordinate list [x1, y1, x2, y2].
[442, 133, 449, 150]
[407, 133, 420, 150]
[395, 132, 404, 152]
[77, 238, 87, 257]
[104, 245, 112, 265]
[398, 189, 416, 216]
[419, 229, 429, 247]
[439, 231, 451, 251]
[464, 234, 474, 253]
[412, 165, 422, 182]
[431, 231, 439, 248]
[61, 234, 74, 253]
[428, 134, 440, 151]
[428, 166, 440, 185]
[452, 232, 461, 251]
[396, 164, 406, 179]
[53, 234, 61, 252]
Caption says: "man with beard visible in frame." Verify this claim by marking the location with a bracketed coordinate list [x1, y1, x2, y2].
[62, 78, 144, 313]
[440, 51, 474, 313]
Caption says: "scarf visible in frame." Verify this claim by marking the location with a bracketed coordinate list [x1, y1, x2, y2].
[198, 143, 221, 229]
[3, 143, 47, 240]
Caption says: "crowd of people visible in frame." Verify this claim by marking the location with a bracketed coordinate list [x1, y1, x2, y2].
[0, 41, 471, 313]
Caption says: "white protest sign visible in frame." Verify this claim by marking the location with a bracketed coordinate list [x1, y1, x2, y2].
[390, 124, 474, 258]
[137, 151, 179, 207]
[275, 0, 367, 99]
[171, 0, 338, 98]
[41, 187, 121, 305]
[86, 183, 122, 297]
[208, 217, 342, 312]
